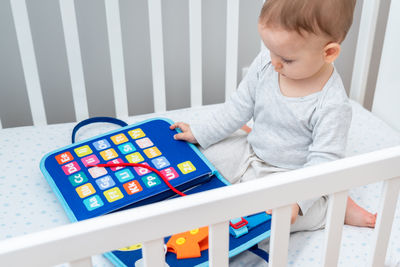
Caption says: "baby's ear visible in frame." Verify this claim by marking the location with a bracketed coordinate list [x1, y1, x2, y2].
[324, 42, 341, 63]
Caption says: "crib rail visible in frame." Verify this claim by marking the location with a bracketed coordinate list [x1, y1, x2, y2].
[1, 146, 400, 267]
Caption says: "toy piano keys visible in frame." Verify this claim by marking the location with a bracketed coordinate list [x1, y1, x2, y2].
[40, 118, 271, 266]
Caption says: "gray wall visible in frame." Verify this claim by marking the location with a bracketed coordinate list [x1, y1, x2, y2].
[0, 0, 389, 128]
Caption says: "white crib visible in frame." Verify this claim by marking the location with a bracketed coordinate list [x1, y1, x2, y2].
[1, 0, 400, 266]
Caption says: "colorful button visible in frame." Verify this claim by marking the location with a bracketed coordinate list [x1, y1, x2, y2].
[141, 174, 161, 188]
[177, 161, 196, 174]
[151, 156, 170, 169]
[133, 162, 152, 176]
[115, 169, 135, 183]
[100, 148, 118, 161]
[76, 183, 96, 198]
[126, 152, 144, 163]
[83, 195, 104, 211]
[103, 187, 124, 202]
[123, 180, 143, 195]
[88, 167, 108, 178]
[118, 142, 136, 154]
[128, 128, 145, 139]
[81, 154, 100, 167]
[55, 151, 74, 165]
[62, 161, 81, 175]
[95, 175, 115, 190]
[160, 167, 179, 180]
[68, 172, 88, 186]
[135, 137, 154, 149]
[93, 139, 111, 151]
[111, 133, 129, 145]
[74, 145, 93, 157]
[107, 158, 125, 171]
[143, 147, 161, 159]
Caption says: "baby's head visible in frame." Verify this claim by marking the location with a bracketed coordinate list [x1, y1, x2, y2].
[258, 0, 356, 80]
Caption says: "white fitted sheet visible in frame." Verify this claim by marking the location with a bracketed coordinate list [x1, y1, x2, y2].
[1, 101, 400, 266]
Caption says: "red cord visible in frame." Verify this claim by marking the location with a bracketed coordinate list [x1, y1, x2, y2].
[89, 163, 186, 196]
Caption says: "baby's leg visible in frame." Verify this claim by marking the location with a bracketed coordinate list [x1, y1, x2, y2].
[344, 197, 376, 228]
[199, 129, 251, 184]
[290, 197, 328, 233]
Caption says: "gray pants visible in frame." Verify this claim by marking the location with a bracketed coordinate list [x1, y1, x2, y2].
[200, 130, 328, 232]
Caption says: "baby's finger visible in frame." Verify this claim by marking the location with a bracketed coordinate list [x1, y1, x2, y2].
[266, 210, 272, 215]
[173, 132, 189, 141]
[170, 122, 187, 131]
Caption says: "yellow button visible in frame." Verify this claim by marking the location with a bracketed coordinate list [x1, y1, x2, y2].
[111, 133, 129, 145]
[128, 128, 146, 139]
[103, 187, 124, 202]
[143, 147, 161, 159]
[76, 183, 96, 198]
[100, 148, 118, 161]
[74, 145, 93, 157]
[177, 161, 196, 174]
[126, 152, 144, 163]
[190, 228, 199, 235]
[176, 237, 186, 245]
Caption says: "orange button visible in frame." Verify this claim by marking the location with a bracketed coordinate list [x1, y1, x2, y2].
[55, 151, 74, 165]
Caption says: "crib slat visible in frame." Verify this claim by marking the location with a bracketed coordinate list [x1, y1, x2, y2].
[59, 0, 89, 122]
[369, 177, 400, 267]
[349, 0, 380, 105]
[224, 0, 239, 100]
[142, 238, 165, 267]
[322, 191, 348, 267]
[148, 0, 167, 112]
[189, 0, 202, 107]
[209, 221, 229, 267]
[269, 205, 292, 267]
[104, 0, 129, 118]
[69, 257, 92, 267]
[10, 0, 47, 126]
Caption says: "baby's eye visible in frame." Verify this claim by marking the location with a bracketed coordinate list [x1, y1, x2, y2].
[282, 58, 294, 64]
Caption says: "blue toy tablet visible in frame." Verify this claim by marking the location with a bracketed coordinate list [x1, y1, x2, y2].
[40, 117, 271, 266]
[40, 118, 215, 221]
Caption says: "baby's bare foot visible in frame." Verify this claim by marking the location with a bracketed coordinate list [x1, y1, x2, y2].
[344, 197, 376, 228]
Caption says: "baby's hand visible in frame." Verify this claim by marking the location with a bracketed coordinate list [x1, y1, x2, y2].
[170, 122, 197, 144]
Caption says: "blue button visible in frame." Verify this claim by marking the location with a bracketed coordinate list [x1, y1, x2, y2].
[118, 142, 136, 155]
[93, 139, 111, 151]
[83, 195, 104, 211]
[151, 156, 170, 169]
[115, 169, 135, 183]
[95, 175, 115, 190]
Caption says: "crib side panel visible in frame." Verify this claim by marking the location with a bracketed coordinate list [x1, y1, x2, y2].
[372, 0, 400, 132]
[10, 0, 46, 126]
[59, 0, 89, 122]
[1, 146, 400, 266]
[349, 0, 380, 105]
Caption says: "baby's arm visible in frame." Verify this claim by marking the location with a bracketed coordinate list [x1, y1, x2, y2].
[299, 102, 352, 215]
[170, 122, 197, 144]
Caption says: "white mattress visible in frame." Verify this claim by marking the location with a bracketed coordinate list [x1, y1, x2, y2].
[1, 101, 400, 266]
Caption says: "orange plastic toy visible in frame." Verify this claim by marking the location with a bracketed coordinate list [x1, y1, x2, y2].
[166, 226, 209, 259]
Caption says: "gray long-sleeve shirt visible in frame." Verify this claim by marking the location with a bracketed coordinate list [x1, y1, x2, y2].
[191, 49, 352, 214]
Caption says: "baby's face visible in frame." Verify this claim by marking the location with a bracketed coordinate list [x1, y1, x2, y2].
[258, 24, 330, 80]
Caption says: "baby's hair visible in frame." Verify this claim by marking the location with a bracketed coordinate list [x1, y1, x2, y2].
[259, 0, 357, 43]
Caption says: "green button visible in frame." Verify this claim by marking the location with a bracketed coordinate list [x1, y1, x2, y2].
[68, 171, 88, 186]
[141, 174, 161, 188]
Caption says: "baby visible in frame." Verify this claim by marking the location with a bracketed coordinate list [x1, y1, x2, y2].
[171, 0, 376, 231]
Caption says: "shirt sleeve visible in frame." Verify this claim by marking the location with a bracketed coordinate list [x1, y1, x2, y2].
[191, 50, 269, 149]
[297, 101, 352, 215]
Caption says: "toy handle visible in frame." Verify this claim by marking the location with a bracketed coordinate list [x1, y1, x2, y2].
[71, 116, 128, 143]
